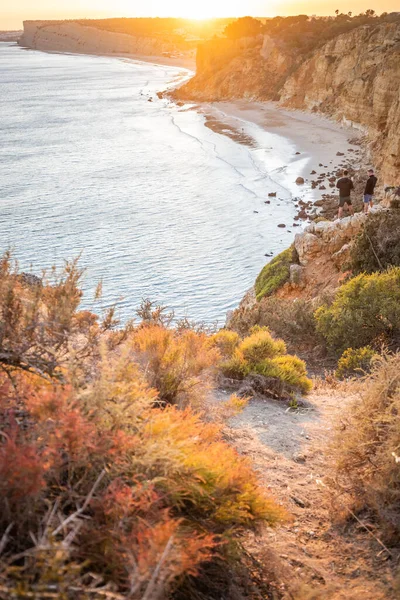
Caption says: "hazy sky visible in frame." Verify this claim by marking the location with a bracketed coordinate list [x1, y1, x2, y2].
[1, 0, 398, 29]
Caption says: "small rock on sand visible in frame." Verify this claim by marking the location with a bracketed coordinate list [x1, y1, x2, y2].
[295, 177, 305, 185]
[278, 223, 286, 228]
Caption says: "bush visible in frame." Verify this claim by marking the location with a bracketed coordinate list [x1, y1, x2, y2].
[131, 324, 219, 408]
[0, 252, 120, 380]
[254, 247, 295, 301]
[0, 346, 283, 599]
[239, 327, 286, 363]
[209, 329, 240, 358]
[335, 346, 377, 379]
[229, 296, 319, 345]
[224, 16, 263, 40]
[0, 255, 284, 599]
[333, 353, 400, 543]
[315, 268, 400, 355]
[219, 327, 312, 396]
[349, 211, 400, 275]
[220, 350, 251, 380]
[252, 355, 312, 394]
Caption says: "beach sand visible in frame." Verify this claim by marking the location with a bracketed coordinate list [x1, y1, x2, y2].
[207, 100, 364, 204]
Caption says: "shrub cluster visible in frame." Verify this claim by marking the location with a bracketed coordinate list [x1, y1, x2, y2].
[333, 353, 400, 543]
[0, 255, 284, 599]
[315, 268, 400, 355]
[216, 327, 312, 396]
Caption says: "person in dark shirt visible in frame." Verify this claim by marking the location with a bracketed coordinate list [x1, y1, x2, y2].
[336, 170, 354, 218]
[363, 168, 378, 213]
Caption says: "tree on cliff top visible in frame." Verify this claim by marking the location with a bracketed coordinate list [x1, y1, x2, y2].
[224, 16, 263, 40]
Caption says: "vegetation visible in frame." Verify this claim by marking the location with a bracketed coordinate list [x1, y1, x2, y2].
[333, 353, 400, 543]
[349, 211, 400, 275]
[223, 11, 400, 55]
[315, 268, 400, 355]
[335, 346, 377, 379]
[255, 247, 295, 301]
[224, 16, 263, 40]
[0, 255, 284, 599]
[220, 327, 312, 396]
[229, 295, 319, 345]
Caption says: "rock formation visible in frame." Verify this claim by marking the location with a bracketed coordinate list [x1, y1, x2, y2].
[19, 20, 192, 60]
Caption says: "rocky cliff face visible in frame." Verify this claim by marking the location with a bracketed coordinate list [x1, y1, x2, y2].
[20, 21, 188, 59]
[281, 24, 400, 184]
[179, 35, 294, 101]
[178, 23, 400, 184]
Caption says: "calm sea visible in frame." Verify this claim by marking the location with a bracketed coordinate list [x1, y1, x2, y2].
[0, 43, 299, 324]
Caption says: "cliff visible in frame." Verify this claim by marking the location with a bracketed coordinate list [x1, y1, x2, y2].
[178, 22, 400, 183]
[19, 20, 193, 60]
[280, 24, 400, 185]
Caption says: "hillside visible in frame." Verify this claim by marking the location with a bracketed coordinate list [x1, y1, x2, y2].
[177, 17, 400, 184]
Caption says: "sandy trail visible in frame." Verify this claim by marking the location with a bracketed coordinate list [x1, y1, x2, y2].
[220, 386, 398, 599]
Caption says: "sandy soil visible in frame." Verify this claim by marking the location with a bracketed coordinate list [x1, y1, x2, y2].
[218, 385, 398, 599]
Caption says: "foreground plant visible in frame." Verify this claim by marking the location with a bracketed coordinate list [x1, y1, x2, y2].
[333, 353, 400, 543]
[0, 256, 284, 599]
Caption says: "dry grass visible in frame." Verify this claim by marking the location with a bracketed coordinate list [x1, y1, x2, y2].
[332, 353, 400, 543]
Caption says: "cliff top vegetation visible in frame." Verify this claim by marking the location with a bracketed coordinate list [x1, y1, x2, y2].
[224, 10, 400, 54]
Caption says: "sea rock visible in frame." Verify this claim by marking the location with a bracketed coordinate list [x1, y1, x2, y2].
[278, 223, 286, 228]
[268, 192, 277, 197]
[295, 177, 305, 185]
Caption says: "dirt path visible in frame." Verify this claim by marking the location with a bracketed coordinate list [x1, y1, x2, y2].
[222, 385, 398, 599]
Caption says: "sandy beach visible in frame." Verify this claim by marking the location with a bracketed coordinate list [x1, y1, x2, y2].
[205, 100, 364, 204]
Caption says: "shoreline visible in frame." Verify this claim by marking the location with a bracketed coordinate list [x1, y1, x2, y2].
[205, 100, 364, 206]
[16, 41, 196, 72]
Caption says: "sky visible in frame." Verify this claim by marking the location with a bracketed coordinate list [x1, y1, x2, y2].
[1, 0, 398, 30]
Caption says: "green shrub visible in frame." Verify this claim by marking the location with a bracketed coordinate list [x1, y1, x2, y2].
[239, 328, 286, 364]
[219, 328, 312, 396]
[220, 350, 251, 380]
[349, 211, 400, 275]
[335, 346, 377, 379]
[253, 355, 312, 394]
[210, 329, 240, 358]
[315, 268, 400, 355]
[255, 247, 295, 301]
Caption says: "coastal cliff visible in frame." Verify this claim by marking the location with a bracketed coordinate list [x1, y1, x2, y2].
[19, 20, 194, 60]
[178, 22, 400, 183]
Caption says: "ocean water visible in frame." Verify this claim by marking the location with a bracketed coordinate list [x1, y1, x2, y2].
[0, 43, 301, 324]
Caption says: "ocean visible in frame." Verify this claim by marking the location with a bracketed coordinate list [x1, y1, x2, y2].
[0, 43, 300, 325]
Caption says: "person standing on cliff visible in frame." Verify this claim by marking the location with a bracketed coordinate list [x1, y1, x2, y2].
[363, 168, 378, 213]
[336, 170, 354, 218]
